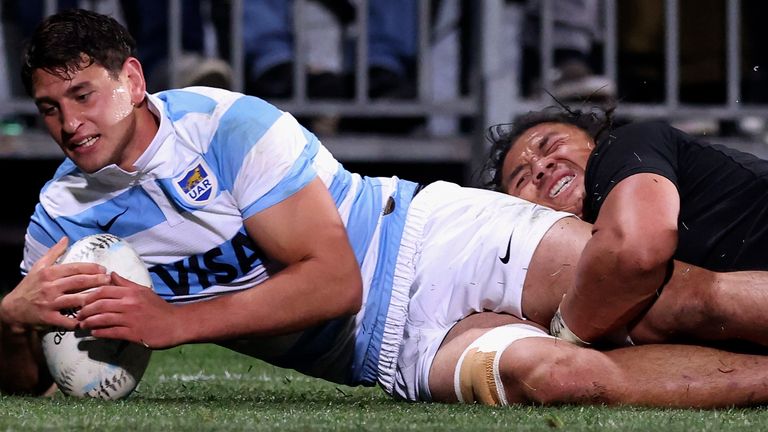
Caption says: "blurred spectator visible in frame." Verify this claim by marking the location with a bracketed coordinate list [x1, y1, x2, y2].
[243, 0, 418, 100]
[2, 0, 231, 94]
[521, 0, 616, 103]
[120, 0, 232, 92]
[1, 0, 78, 97]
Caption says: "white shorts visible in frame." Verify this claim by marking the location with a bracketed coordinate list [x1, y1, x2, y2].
[378, 181, 573, 401]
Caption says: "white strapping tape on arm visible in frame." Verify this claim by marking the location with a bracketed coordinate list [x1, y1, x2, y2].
[550, 306, 591, 347]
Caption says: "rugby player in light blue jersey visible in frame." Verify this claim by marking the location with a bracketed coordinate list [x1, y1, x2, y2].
[7, 9, 768, 408]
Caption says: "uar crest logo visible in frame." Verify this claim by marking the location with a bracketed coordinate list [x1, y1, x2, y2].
[175, 161, 218, 206]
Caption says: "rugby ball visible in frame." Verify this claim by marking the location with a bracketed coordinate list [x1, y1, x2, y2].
[41, 233, 153, 400]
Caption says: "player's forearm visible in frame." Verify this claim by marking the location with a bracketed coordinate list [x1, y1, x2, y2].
[0, 296, 26, 331]
[172, 257, 362, 344]
[633, 264, 768, 346]
[560, 233, 670, 343]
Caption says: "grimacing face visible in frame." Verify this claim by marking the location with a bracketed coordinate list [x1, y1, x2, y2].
[501, 122, 594, 217]
[31, 58, 147, 174]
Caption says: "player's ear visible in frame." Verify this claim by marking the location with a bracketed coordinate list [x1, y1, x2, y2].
[121, 57, 146, 105]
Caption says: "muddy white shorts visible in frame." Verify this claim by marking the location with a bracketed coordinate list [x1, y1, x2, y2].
[376, 181, 573, 401]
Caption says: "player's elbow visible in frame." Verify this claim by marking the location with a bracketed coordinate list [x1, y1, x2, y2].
[615, 248, 670, 279]
[609, 227, 677, 279]
[344, 275, 363, 315]
[337, 265, 363, 316]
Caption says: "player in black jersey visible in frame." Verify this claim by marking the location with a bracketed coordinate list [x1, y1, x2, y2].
[491, 105, 768, 348]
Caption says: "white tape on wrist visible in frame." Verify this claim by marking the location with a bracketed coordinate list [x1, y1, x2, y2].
[550, 307, 591, 347]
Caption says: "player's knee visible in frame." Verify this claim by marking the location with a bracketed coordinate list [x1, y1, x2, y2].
[453, 324, 554, 406]
[454, 328, 627, 407]
[632, 283, 721, 344]
[502, 345, 625, 406]
[688, 283, 728, 328]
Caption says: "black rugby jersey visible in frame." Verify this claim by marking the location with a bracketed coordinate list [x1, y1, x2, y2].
[584, 120, 768, 271]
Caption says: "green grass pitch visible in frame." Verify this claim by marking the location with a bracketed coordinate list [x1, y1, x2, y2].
[2, 344, 767, 431]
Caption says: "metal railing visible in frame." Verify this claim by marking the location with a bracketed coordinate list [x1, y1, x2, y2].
[2, 0, 768, 184]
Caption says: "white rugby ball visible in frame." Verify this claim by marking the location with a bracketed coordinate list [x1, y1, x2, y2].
[42, 233, 153, 400]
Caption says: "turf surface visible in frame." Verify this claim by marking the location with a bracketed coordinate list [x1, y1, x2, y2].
[2, 344, 767, 431]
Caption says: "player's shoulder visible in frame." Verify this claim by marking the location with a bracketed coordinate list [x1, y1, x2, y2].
[612, 119, 678, 137]
[154, 87, 283, 124]
[603, 119, 683, 150]
[152, 87, 292, 158]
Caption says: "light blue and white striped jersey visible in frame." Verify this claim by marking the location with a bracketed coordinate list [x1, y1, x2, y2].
[21, 87, 419, 387]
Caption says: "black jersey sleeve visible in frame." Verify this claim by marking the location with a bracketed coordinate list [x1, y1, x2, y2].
[582, 121, 682, 222]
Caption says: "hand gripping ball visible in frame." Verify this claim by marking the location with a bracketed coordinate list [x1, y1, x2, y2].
[41, 234, 153, 400]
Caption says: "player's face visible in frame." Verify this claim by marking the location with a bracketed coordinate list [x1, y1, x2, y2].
[501, 122, 593, 217]
[31, 58, 147, 173]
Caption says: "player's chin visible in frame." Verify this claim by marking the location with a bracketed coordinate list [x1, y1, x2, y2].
[555, 195, 584, 216]
[68, 152, 108, 174]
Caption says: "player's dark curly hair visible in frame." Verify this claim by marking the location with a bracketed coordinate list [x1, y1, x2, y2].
[484, 103, 615, 191]
[20, 8, 137, 96]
